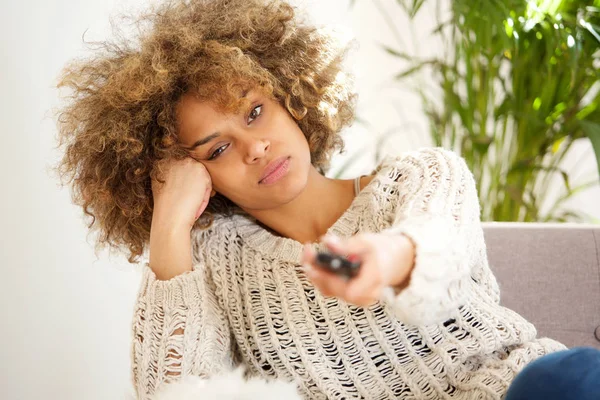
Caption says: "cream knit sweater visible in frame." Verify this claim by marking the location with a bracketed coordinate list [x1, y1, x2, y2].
[130, 147, 567, 400]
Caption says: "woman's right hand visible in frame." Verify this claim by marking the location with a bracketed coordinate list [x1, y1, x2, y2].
[151, 157, 213, 233]
[148, 157, 213, 280]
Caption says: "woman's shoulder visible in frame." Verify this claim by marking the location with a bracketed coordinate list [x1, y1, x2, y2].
[376, 146, 463, 170]
[190, 215, 228, 264]
[370, 146, 468, 183]
[190, 212, 249, 264]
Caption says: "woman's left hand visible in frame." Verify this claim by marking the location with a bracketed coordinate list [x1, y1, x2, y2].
[300, 232, 416, 307]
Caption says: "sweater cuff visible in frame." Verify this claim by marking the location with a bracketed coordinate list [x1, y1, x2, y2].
[138, 262, 207, 310]
[378, 215, 470, 326]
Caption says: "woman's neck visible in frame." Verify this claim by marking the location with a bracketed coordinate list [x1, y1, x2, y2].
[242, 166, 358, 244]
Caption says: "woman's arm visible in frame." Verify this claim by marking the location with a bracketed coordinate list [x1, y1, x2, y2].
[131, 256, 238, 400]
[377, 147, 482, 326]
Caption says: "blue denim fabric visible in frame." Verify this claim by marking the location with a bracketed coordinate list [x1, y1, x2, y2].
[505, 346, 600, 400]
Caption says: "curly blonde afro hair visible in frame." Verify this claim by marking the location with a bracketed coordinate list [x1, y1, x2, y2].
[53, 0, 358, 263]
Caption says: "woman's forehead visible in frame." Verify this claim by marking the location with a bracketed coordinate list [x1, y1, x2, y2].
[175, 88, 265, 143]
[178, 86, 262, 114]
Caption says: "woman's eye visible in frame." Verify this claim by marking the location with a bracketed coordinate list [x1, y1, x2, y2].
[208, 144, 228, 160]
[248, 104, 262, 123]
[207, 105, 262, 160]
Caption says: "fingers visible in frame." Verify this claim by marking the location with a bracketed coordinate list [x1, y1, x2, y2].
[321, 234, 369, 262]
[194, 186, 211, 220]
[301, 242, 367, 301]
[309, 269, 350, 296]
[300, 236, 382, 307]
[345, 278, 381, 306]
[320, 235, 346, 255]
[301, 244, 344, 295]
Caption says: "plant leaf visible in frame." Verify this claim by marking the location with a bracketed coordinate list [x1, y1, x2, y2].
[379, 43, 412, 60]
[579, 120, 600, 182]
[509, 162, 572, 193]
[394, 64, 426, 80]
[393, 59, 441, 80]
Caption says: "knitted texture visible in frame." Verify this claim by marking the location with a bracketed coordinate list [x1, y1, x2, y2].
[130, 147, 567, 400]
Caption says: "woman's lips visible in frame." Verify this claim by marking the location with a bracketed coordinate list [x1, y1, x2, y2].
[260, 157, 290, 184]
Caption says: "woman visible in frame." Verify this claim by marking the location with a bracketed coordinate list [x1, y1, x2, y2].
[53, 0, 599, 399]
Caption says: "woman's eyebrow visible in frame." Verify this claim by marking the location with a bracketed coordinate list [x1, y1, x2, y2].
[186, 89, 251, 150]
[188, 132, 220, 150]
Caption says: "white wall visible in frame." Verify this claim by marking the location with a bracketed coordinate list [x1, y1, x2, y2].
[1, 0, 598, 399]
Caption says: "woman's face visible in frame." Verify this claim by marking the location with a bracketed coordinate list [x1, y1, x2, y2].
[175, 88, 312, 210]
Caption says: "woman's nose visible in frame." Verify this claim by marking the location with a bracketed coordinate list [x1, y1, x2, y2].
[245, 138, 270, 162]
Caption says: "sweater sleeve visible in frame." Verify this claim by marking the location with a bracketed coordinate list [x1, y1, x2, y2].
[377, 147, 482, 327]
[130, 256, 238, 400]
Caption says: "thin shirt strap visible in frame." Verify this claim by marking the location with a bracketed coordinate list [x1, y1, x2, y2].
[354, 175, 362, 197]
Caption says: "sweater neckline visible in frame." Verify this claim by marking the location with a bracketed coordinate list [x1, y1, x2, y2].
[232, 156, 394, 264]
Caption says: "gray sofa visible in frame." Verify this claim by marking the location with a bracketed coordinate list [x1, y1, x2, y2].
[482, 222, 600, 349]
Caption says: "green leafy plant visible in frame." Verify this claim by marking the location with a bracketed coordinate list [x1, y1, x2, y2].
[347, 0, 600, 222]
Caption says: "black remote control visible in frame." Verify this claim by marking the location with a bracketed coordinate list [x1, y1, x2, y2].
[314, 250, 362, 280]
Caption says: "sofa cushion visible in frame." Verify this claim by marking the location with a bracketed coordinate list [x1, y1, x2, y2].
[482, 222, 600, 349]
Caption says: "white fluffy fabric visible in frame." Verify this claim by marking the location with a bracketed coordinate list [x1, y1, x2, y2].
[150, 366, 303, 400]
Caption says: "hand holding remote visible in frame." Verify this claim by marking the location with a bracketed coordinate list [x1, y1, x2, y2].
[300, 232, 416, 307]
[314, 250, 362, 280]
